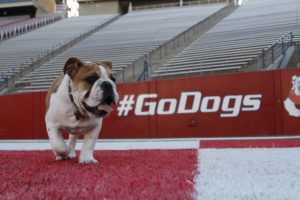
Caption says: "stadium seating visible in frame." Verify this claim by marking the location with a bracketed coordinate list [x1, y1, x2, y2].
[152, 0, 300, 78]
[0, 14, 63, 41]
[16, 4, 228, 92]
[0, 14, 118, 90]
[0, 15, 29, 26]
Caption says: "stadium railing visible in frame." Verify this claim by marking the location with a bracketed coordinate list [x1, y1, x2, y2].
[257, 32, 294, 69]
[297, 42, 300, 65]
[136, 60, 149, 82]
[129, 3, 235, 82]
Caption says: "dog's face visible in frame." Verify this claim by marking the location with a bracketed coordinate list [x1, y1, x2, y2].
[292, 75, 300, 96]
[64, 57, 119, 118]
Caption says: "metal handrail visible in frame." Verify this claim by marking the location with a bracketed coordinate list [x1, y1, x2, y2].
[125, 4, 235, 82]
[258, 32, 294, 69]
[137, 60, 149, 82]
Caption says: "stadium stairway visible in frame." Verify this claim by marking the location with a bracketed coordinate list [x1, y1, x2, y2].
[142, 3, 237, 81]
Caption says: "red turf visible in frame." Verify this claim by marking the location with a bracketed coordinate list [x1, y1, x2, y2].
[0, 149, 197, 200]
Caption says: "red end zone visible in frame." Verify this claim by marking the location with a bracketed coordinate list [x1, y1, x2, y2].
[0, 149, 197, 200]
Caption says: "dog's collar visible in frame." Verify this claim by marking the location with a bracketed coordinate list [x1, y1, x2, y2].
[68, 80, 87, 120]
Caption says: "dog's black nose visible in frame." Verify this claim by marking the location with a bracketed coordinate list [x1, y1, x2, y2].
[101, 81, 115, 105]
[101, 81, 113, 91]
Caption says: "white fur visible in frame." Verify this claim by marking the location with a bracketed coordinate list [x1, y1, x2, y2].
[45, 65, 118, 163]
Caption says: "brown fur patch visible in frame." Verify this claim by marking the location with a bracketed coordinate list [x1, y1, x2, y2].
[72, 63, 101, 93]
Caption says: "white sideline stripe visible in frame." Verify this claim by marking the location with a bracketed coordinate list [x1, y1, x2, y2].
[1, 136, 299, 150]
[0, 139, 200, 150]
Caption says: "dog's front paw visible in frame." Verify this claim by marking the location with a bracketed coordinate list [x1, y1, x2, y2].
[68, 149, 77, 159]
[79, 156, 98, 164]
[56, 150, 76, 161]
[56, 155, 71, 161]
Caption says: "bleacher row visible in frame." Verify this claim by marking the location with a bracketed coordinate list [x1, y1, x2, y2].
[0, 0, 299, 93]
[0, 15, 29, 27]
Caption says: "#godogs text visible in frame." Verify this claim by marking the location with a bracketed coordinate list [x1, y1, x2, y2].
[117, 92, 262, 117]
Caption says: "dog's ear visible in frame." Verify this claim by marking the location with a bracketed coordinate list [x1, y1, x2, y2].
[95, 61, 112, 69]
[63, 57, 84, 78]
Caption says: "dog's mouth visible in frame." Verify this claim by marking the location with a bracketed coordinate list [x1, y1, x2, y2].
[82, 101, 113, 118]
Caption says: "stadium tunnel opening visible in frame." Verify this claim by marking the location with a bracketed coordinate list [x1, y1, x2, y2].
[0, 6, 37, 18]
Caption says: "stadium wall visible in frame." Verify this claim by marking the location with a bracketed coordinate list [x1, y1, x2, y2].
[78, 0, 120, 15]
[34, 0, 56, 14]
[1, 68, 300, 139]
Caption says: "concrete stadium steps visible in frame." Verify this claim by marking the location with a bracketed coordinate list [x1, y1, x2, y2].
[15, 4, 229, 93]
[153, 0, 300, 79]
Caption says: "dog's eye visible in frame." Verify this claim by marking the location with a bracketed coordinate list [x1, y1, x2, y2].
[85, 76, 98, 85]
[110, 76, 116, 83]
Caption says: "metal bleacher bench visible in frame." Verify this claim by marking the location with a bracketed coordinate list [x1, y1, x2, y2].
[153, 66, 241, 78]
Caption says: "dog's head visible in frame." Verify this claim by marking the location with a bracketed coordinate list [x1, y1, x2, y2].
[64, 57, 119, 118]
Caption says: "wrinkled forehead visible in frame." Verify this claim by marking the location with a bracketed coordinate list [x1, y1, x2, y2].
[74, 63, 111, 80]
[74, 63, 101, 80]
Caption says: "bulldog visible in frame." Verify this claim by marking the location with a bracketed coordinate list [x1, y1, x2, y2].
[45, 57, 119, 163]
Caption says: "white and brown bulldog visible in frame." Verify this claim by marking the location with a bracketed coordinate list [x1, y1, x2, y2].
[45, 57, 118, 163]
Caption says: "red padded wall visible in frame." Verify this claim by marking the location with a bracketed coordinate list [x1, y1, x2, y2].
[0, 68, 300, 139]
